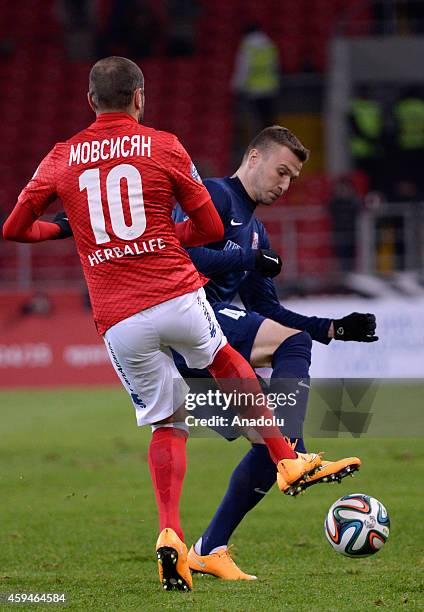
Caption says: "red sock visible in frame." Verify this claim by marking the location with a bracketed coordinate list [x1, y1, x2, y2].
[148, 427, 188, 542]
[208, 344, 297, 463]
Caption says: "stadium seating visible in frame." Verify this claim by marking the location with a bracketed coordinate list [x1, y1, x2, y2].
[0, 0, 373, 290]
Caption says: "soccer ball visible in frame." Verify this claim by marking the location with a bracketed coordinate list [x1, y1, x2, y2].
[324, 493, 390, 557]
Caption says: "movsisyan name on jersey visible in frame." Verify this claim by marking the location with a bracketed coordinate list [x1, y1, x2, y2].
[324, 493, 390, 557]
[69, 135, 152, 166]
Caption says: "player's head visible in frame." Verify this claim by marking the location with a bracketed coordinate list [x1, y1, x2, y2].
[88, 56, 145, 123]
[238, 126, 309, 205]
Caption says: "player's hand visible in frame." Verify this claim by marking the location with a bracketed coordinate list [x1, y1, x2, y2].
[53, 211, 73, 239]
[332, 312, 378, 342]
[255, 249, 282, 278]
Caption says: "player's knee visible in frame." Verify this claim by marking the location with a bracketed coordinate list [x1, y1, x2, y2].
[214, 342, 239, 360]
[272, 330, 312, 368]
[294, 330, 312, 351]
[209, 342, 256, 380]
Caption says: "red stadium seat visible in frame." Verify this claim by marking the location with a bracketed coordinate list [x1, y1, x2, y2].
[2, 0, 356, 288]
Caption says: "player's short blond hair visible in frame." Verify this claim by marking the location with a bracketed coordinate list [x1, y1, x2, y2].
[89, 56, 144, 111]
[244, 126, 309, 163]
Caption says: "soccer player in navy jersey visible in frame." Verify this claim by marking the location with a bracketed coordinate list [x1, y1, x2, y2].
[172, 126, 378, 580]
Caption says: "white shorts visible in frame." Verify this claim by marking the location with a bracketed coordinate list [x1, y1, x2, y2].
[104, 288, 226, 426]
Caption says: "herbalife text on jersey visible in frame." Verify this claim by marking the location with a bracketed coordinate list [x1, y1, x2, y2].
[87, 238, 166, 266]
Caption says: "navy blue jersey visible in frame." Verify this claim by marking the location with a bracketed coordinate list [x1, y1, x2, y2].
[174, 176, 331, 344]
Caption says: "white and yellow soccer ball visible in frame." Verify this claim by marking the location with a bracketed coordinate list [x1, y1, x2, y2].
[325, 493, 390, 557]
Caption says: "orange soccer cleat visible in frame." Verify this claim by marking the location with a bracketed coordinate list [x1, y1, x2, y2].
[188, 545, 257, 580]
[277, 452, 322, 495]
[297, 457, 361, 491]
[156, 528, 193, 592]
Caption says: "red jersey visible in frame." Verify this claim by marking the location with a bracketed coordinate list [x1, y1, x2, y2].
[15, 113, 213, 334]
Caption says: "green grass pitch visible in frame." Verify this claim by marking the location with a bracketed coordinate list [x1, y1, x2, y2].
[1, 388, 423, 611]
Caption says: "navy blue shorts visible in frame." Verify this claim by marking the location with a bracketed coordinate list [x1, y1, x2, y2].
[173, 302, 265, 377]
[214, 302, 265, 360]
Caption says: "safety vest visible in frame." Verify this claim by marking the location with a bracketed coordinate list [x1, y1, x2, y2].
[350, 98, 383, 159]
[395, 98, 424, 150]
[244, 42, 279, 95]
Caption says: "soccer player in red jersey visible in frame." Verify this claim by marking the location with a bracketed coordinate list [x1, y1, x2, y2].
[3, 57, 322, 592]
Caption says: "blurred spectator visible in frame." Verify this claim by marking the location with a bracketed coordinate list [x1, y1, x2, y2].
[393, 87, 424, 186]
[164, 0, 201, 56]
[55, 0, 98, 59]
[99, 0, 163, 58]
[231, 23, 281, 157]
[329, 177, 361, 273]
[20, 292, 53, 317]
[348, 86, 385, 191]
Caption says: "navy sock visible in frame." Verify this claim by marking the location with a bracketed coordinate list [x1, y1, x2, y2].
[200, 444, 276, 555]
[270, 331, 312, 454]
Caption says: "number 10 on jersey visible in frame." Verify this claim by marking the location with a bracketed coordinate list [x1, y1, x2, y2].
[79, 163, 146, 244]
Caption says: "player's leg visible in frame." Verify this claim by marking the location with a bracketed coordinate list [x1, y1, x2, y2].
[251, 318, 361, 491]
[211, 306, 311, 451]
[149, 405, 188, 543]
[190, 315, 358, 578]
[189, 441, 275, 580]
[172, 305, 264, 576]
[150, 406, 193, 592]
[189, 313, 301, 571]
[251, 318, 312, 452]
[243, 319, 360, 494]
[172, 291, 320, 478]
[104, 311, 193, 592]
[176, 306, 314, 577]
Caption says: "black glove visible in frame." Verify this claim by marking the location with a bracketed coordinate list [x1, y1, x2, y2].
[255, 249, 282, 278]
[332, 312, 378, 342]
[53, 211, 73, 239]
